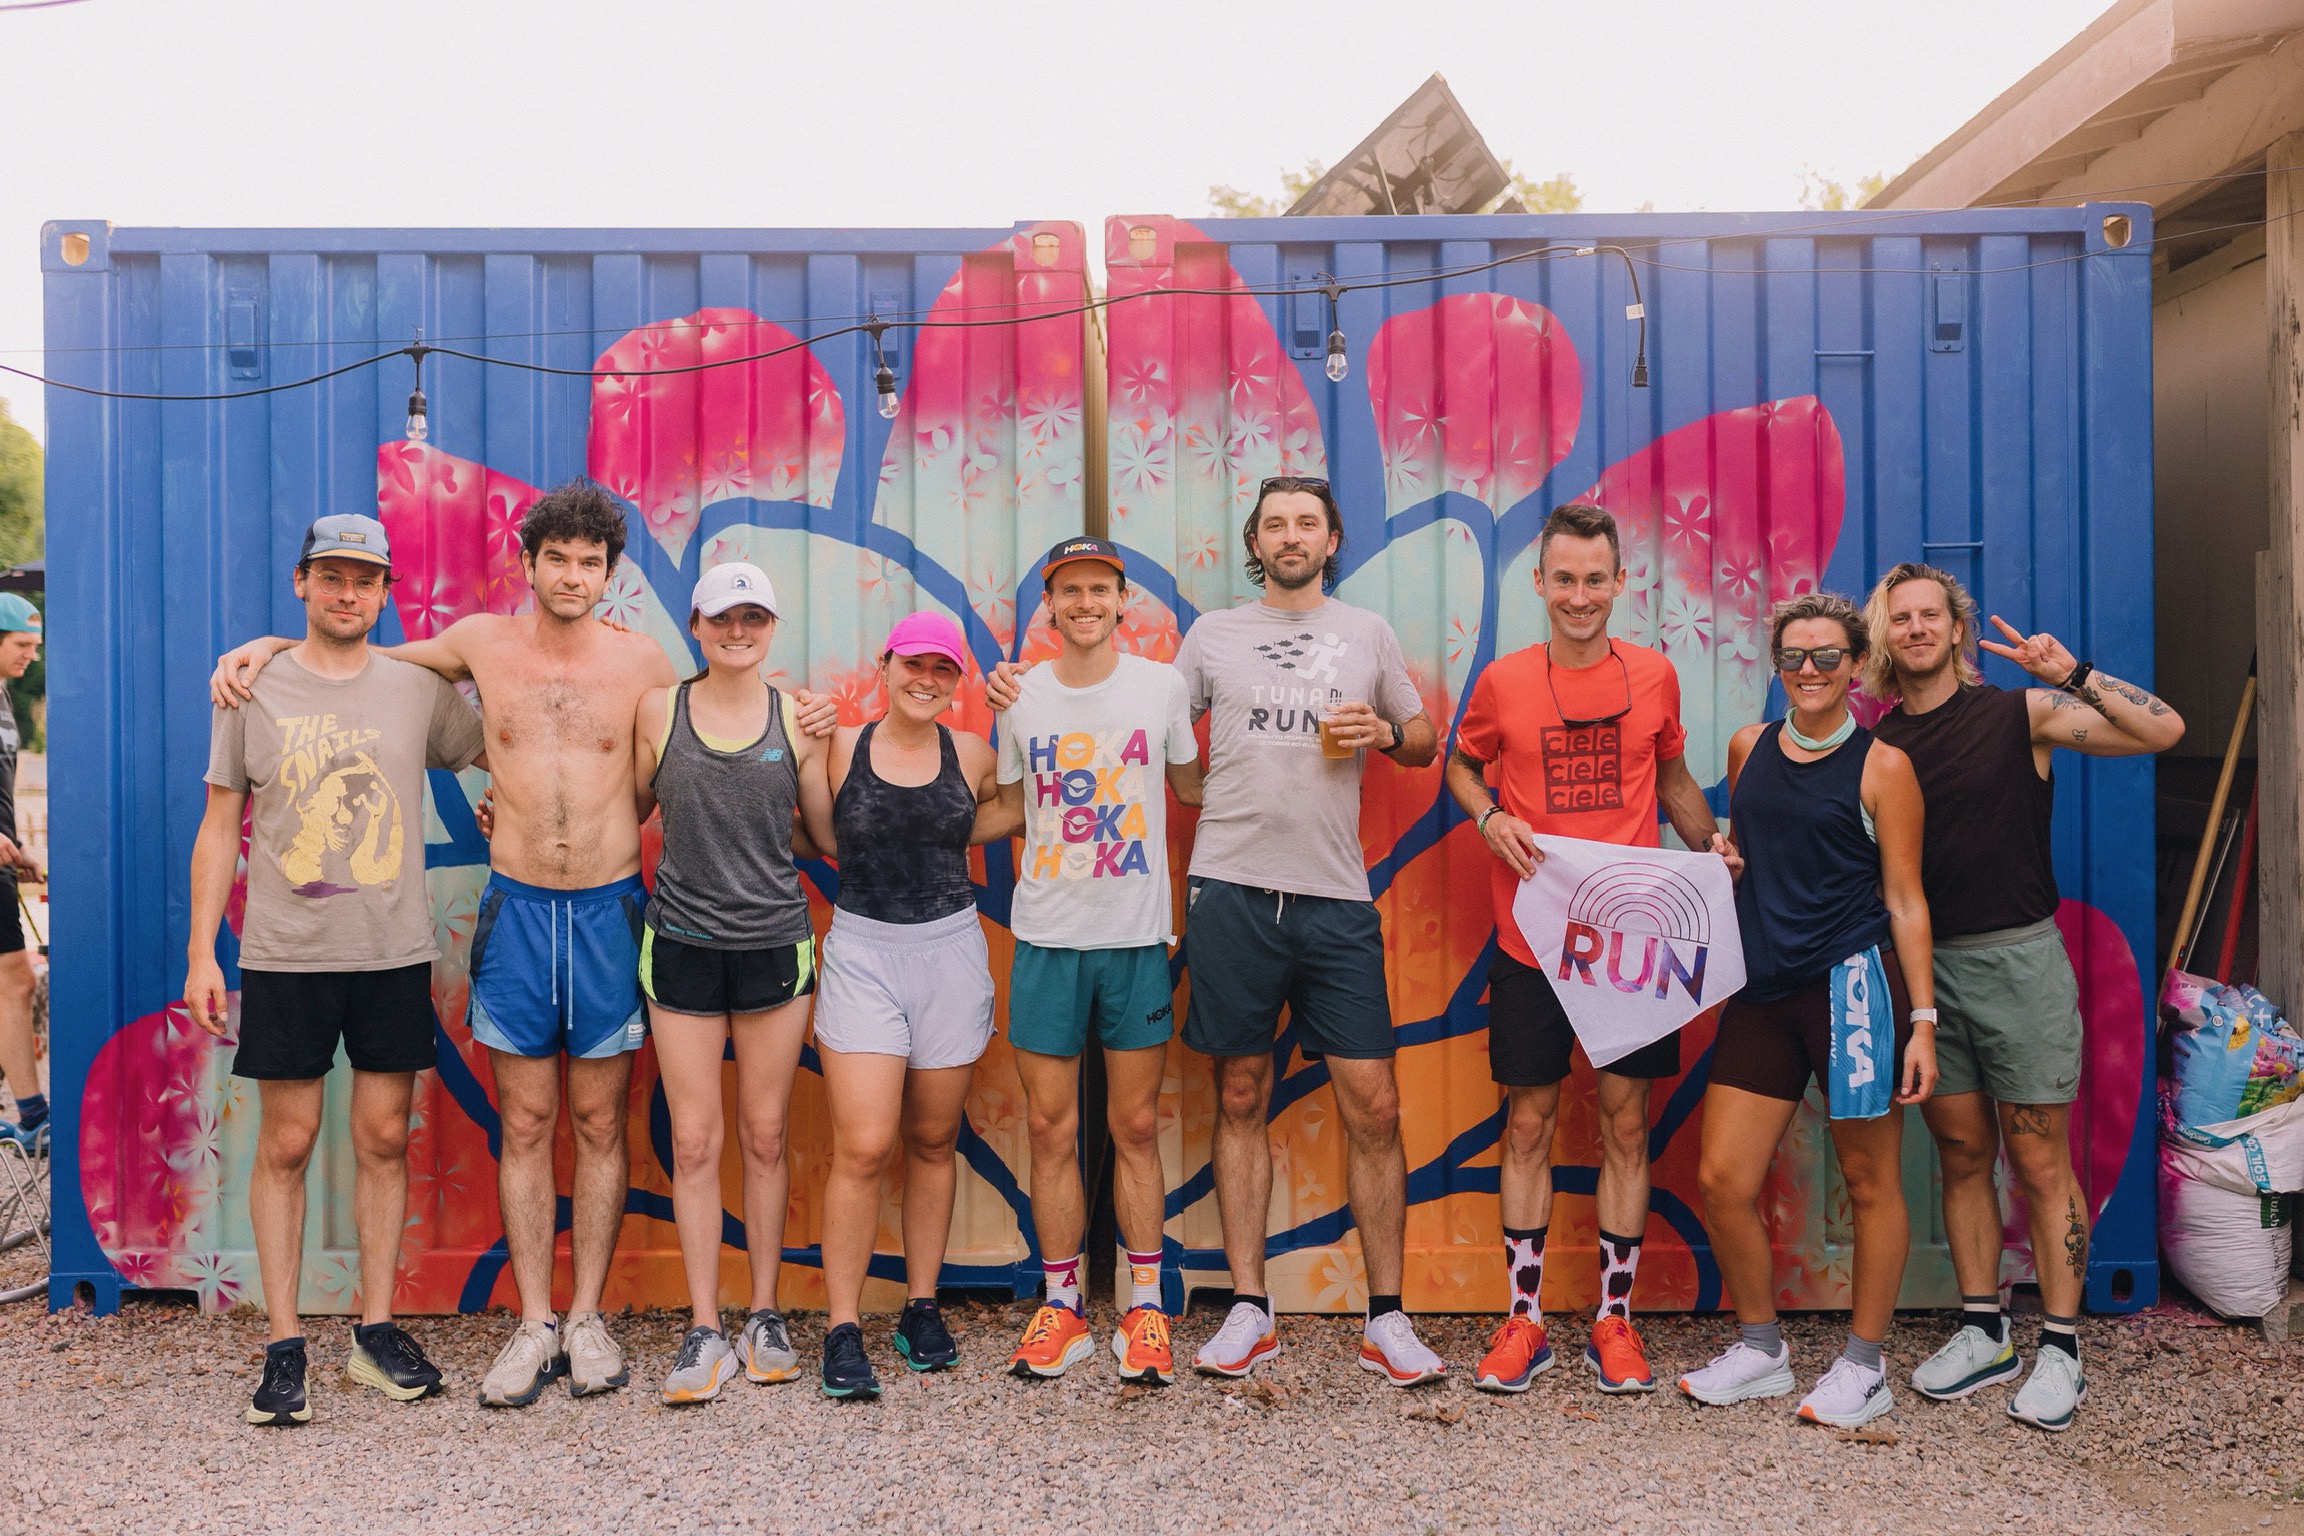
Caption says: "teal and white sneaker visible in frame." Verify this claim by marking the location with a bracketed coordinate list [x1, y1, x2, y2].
[2008, 1347, 2085, 1432]
[1677, 1340, 1795, 1406]
[661, 1326, 739, 1406]
[1796, 1357, 1893, 1429]
[1911, 1322, 2019, 1401]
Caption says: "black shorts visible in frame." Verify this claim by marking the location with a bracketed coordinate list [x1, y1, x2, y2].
[0, 871, 22, 957]
[1709, 949, 1913, 1103]
[1488, 948, 1681, 1087]
[641, 930, 817, 1017]
[1181, 877, 1393, 1060]
[233, 963, 438, 1081]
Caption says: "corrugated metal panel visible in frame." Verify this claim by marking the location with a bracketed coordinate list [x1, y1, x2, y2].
[42, 219, 1095, 1313]
[1104, 207, 2157, 1314]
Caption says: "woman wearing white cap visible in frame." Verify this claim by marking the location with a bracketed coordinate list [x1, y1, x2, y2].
[634, 561, 837, 1405]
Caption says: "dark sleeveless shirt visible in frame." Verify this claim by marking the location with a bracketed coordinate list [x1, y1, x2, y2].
[645, 682, 811, 949]
[1730, 721, 1892, 1002]
[1868, 683, 2057, 937]
[832, 720, 977, 924]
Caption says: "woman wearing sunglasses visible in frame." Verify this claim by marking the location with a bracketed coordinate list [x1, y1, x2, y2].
[1677, 591, 1936, 1430]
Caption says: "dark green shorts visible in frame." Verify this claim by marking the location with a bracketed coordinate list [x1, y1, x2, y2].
[1006, 940, 1175, 1057]
[1180, 877, 1394, 1060]
[1931, 917, 2083, 1105]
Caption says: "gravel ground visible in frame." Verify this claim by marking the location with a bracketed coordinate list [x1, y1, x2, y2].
[6, 1286, 2304, 1536]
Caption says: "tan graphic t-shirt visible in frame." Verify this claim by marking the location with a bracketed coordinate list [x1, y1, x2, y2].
[205, 652, 485, 972]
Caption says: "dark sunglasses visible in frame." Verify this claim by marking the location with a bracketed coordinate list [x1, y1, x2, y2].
[1258, 475, 1331, 496]
[1772, 646, 1849, 673]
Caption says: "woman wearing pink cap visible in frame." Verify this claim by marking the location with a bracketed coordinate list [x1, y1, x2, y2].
[812, 609, 1016, 1398]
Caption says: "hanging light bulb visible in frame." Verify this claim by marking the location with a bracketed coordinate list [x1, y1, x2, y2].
[1325, 328, 1349, 383]
[875, 363, 900, 419]
[404, 334, 430, 441]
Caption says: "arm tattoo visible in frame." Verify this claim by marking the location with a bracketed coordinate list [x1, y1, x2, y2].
[2063, 1194, 2088, 1279]
[1449, 745, 1489, 775]
[2006, 1105, 2054, 1137]
[2070, 727, 2087, 743]
[2095, 673, 2172, 717]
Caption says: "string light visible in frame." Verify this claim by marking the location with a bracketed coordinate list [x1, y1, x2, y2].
[865, 319, 899, 420]
[1317, 273, 1349, 383]
[403, 332, 430, 442]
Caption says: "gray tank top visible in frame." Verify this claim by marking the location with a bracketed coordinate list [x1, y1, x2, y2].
[644, 682, 813, 949]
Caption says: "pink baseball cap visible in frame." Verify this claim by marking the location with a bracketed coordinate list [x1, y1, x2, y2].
[883, 610, 969, 671]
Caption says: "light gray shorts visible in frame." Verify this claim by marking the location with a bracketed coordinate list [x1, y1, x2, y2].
[1931, 916, 2084, 1105]
[812, 906, 995, 1070]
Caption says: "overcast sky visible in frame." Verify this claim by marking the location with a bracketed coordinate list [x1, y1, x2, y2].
[0, 0, 2111, 441]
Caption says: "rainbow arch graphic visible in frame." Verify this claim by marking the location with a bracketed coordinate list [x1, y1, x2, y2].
[1565, 864, 1712, 946]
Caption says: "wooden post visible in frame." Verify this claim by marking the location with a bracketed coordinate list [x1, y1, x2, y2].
[2262, 130, 2304, 1013]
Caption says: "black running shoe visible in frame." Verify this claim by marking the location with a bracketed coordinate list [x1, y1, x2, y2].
[346, 1321, 446, 1401]
[821, 1321, 881, 1400]
[246, 1339, 312, 1426]
[893, 1298, 958, 1372]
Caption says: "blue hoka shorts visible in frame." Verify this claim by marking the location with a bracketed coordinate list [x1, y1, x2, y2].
[468, 872, 647, 1060]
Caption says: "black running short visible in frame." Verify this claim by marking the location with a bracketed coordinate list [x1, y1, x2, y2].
[1180, 877, 1393, 1060]
[1487, 947, 1681, 1086]
[233, 963, 438, 1081]
[0, 871, 23, 957]
[1709, 950, 1913, 1103]
[641, 930, 817, 1017]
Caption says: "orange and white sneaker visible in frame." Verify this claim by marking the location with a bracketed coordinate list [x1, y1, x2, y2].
[1113, 1306, 1175, 1385]
[1585, 1314, 1657, 1393]
[1192, 1301, 1279, 1378]
[1008, 1303, 1095, 1379]
[1472, 1315, 1555, 1394]
[1359, 1310, 1447, 1387]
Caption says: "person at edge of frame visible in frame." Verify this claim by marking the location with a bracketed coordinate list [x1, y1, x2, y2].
[0, 592, 44, 1155]
[187, 514, 484, 1425]
[982, 535, 1206, 1386]
[1443, 501, 1739, 1399]
[1867, 562, 2182, 1433]
[1169, 473, 1449, 1388]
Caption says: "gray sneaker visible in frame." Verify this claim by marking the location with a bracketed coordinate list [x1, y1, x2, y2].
[661, 1326, 739, 1405]
[737, 1308, 801, 1384]
[477, 1319, 564, 1408]
[1910, 1322, 2019, 1401]
[560, 1311, 629, 1398]
[2008, 1347, 2085, 1432]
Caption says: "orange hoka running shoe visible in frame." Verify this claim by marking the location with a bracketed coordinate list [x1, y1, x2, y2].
[1472, 1315, 1555, 1394]
[1585, 1315, 1657, 1393]
[1008, 1303, 1094, 1380]
[1112, 1306, 1174, 1385]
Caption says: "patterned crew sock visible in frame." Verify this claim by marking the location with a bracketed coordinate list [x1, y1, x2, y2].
[1962, 1292, 2008, 1342]
[1042, 1254, 1083, 1316]
[1596, 1229, 1644, 1321]
[1503, 1225, 1547, 1322]
[11, 1091, 43, 1129]
[1125, 1248, 1164, 1311]
[2039, 1313, 2080, 1361]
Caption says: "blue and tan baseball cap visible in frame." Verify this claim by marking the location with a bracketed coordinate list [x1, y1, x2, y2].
[0, 595, 39, 637]
[1039, 535, 1125, 583]
[299, 513, 392, 568]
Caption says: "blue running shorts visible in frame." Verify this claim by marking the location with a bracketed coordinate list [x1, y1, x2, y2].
[468, 872, 647, 1060]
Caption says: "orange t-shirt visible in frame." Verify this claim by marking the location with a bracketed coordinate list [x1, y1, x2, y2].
[1455, 639, 1688, 966]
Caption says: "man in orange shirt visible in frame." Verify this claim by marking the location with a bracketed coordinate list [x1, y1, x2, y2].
[1446, 503, 1733, 1397]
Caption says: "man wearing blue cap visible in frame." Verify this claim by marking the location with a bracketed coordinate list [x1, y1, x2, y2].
[185, 514, 485, 1426]
[0, 592, 44, 1155]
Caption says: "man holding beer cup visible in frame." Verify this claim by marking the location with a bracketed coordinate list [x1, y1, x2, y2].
[1171, 475, 1446, 1387]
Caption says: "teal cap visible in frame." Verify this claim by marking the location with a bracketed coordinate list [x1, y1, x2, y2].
[0, 595, 42, 636]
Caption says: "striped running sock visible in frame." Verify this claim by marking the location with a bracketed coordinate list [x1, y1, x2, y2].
[1042, 1254, 1082, 1315]
[1962, 1293, 2007, 1342]
[2040, 1314, 2080, 1361]
[1126, 1248, 1163, 1311]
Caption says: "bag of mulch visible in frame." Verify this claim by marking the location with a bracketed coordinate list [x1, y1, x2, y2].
[2162, 971, 2304, 1128]
[2159, 1084, 2304, 1317]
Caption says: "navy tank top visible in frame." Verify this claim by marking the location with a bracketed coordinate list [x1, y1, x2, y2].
[832, 719, 977, 924]
[1730, 720, 1891, 1002]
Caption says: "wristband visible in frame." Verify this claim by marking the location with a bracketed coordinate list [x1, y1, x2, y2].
[1907, 1008, 1938, 1025]
[1477, 805, 1504, 834]
[1385, 719, 1405, 753]
[2058, 661, 2094, 695]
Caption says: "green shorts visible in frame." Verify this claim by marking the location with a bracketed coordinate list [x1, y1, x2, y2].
[1931, 916, 2083, 1105]
[1007, 940, 1177, 1058]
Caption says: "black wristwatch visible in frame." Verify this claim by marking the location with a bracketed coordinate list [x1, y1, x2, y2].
[2058, 660, 2095, 695]
[1384, 719, 1405, 753]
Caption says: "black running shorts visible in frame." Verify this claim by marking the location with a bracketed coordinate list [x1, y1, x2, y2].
[641, 930, 818, 1017]
[233, 963, 438, 1081]
[1180, 877, 1394, 1060]
[1487, 947, 1681, 1086]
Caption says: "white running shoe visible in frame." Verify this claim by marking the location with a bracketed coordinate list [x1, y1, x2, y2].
[1677, 1340, 1795, 1406]
[1797, 1357, 1893, 1428]
[661, 1326, 739, 1405]
[477, 1318, 564, 1408]
[1910, 1323, 2019, 1401]
[1358, 1311, 1447, 1387]
[561, 1311, 629, 1398]
[736, 1308, 801, 1384]
[1192, 1301, 1278, 1378]
[2007, 1347, 2085, 1432]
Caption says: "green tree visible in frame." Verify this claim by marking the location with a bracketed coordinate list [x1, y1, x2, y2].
[1489, 160, 1583, 214]
[1211, 156, 1588, 218]
[0, 404, 45, 752]
[1799, 169, 1892, 211]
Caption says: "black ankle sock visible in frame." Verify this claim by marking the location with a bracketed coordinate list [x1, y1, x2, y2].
[1367, 1294, 1404, 1322]
[13, 1091, 44, 1124]
[2040, 1315, 2079, 1360]
[266, 1335, 305, 1355]
[1961, 1293, 2006, 1339]
[1233, 1293, 1270, 1317]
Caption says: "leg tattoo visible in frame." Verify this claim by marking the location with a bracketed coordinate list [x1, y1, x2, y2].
[2063, 1195, 2087, 1279]
[2006, 1105, 2053, 1137]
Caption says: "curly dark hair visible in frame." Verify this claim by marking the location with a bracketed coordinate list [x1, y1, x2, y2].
[519, 479, 627, 571]
[1241, 476, 1344, 593]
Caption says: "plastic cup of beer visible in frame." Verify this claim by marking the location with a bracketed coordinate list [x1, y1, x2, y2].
[1318, 707, 1356, 759]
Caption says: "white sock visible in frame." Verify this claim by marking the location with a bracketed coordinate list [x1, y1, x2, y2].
[1126, 1248, 1163, 1311]
[1043, 1253, 1082, 1314]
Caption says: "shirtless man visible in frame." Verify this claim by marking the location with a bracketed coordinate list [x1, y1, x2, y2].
[214, 482, 687, 1406]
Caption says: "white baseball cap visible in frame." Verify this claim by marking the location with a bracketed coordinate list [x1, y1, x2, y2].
[692, 561, 779, 618]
